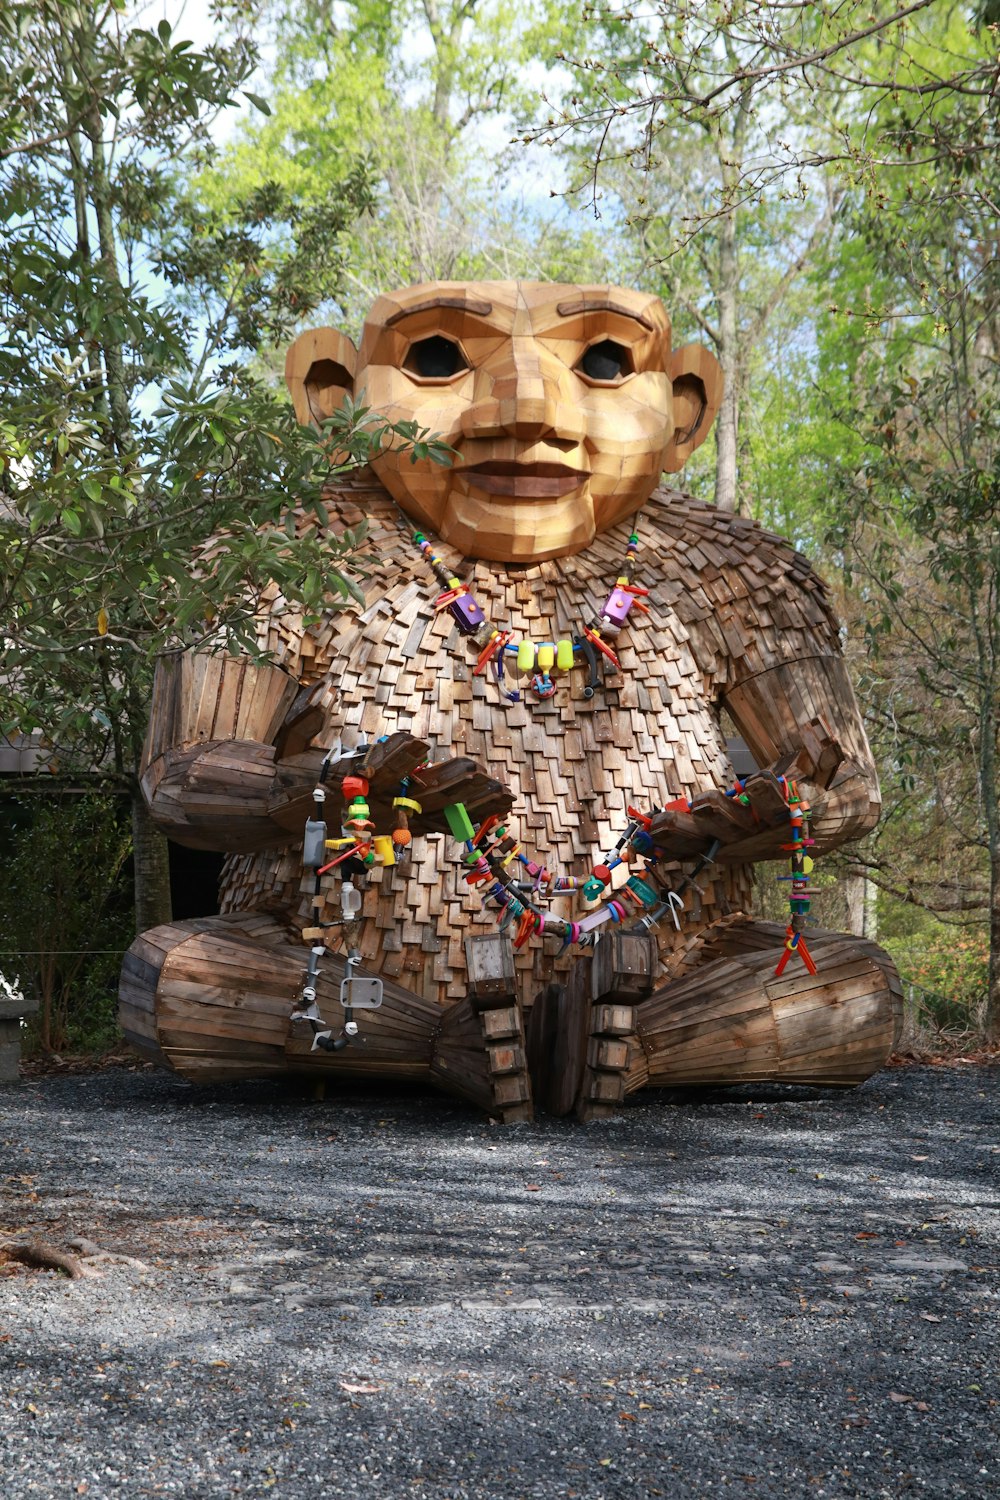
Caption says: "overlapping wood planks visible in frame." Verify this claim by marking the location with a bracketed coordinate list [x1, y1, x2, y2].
[577, 933, 657, 1120]
[628, 925, 901, 1090]
[126, 468, 900, 1111]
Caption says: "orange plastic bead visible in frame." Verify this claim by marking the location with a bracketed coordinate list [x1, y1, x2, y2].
[393, 828, 412, 846]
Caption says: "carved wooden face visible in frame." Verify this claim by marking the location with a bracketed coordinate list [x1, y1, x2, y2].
[286, 281, 722, 563]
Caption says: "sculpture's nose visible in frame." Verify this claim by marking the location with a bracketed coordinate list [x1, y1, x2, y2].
[460, 337, 586, 443]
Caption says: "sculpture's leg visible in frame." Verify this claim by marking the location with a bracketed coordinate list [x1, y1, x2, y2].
[524, 936, 657, 1120]
[625, 920, 904, 1094]
[435, 933, 533, 1122]
[431, 996, 533, 1122]
[120, 913, 442, 1087]
[525, 961, 591, 1118]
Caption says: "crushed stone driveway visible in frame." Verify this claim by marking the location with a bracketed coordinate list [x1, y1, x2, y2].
[1, 1063, 998, 1499]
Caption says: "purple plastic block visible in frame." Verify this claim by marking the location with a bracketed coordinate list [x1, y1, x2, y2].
[601, 586, 634, 627]
[577, 907, 613, 933]
[449, 591, 486, 634]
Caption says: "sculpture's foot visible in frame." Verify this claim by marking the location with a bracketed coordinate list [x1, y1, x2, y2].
[120, 914, 533, 1117]
[120, 914, 296, 1080]
[432, 996, 533, 1122]
[627, 921, 904, 1093]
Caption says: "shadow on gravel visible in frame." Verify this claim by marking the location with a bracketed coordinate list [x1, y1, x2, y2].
[2, 1063, 997, 1500]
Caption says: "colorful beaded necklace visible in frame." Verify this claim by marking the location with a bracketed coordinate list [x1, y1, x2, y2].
[446, 775, 819, 974]
[408, 523, 650, 705]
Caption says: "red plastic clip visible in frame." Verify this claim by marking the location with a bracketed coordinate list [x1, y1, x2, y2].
[475, 631, 511, 675]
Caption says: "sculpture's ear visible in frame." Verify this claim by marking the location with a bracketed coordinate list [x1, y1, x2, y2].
[662, 343, 724, 472]
[284, 328, 358, 428]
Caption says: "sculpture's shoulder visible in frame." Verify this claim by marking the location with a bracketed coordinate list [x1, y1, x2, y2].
[642, 487, 843, 675]
[257, 470, 410, 680]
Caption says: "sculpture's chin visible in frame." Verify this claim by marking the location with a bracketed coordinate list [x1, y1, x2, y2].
[438, 490, 597, 564]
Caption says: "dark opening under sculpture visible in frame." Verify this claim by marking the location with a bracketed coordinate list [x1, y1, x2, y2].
[119, 281, 903, 1121]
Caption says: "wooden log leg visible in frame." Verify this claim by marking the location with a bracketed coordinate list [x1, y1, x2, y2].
[432, 934, 533, 1121]
[119, 914, 303, 1081]
[120, 913, 443, 1085]
[628, 922, 903, 1092]
[577, 933, 657, 1122]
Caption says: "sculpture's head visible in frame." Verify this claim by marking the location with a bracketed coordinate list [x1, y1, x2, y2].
[286, 281, 722, 564]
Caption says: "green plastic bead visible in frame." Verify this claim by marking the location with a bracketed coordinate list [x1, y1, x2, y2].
[444, 802, 476, 843]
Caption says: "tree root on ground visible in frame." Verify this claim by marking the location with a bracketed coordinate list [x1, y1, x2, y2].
[1, 1239, 87, 1279]
[1, 1234, 150, 1278]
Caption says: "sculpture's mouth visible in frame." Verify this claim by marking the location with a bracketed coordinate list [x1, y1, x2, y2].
[459, 461, 587, 499]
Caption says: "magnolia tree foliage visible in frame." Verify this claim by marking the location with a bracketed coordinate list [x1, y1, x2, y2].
[0, 0, 446, 778]
[0, 0, 448, 934]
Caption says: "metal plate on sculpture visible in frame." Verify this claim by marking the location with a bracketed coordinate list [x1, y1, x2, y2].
[340, 975, 383, 1010]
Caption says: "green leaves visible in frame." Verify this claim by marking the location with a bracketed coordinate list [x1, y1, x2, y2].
[0, 0, 407, 783]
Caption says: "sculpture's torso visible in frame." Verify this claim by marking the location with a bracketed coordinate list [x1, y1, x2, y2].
[219, 478, 840, 1006]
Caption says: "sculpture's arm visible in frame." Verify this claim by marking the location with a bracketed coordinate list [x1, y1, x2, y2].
[723, 652, 881, 855]
[139, 652, 326, 853]
[646, 653, 881, 865]
[139, 651, 515, 855]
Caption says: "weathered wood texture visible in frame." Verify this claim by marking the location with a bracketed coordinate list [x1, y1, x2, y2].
[119, 913, 531, 1118]
[123, 279, 896, 1115]
[625, 922, 903, 1090]
[123, 479, 895, 1109]
[577, 933, 657, 1120]
[186, 483, 878, 1007]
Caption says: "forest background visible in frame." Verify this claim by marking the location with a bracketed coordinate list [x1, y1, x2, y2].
[0, 0, 997, 1053]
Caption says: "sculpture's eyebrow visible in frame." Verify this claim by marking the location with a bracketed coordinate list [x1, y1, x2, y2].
[385, 294, 494, 326]
[555, 296, 655, 332]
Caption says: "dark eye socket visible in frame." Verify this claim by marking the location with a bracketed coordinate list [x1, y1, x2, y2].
[579, 339, 632, 382]
[405, 335, 468, 379]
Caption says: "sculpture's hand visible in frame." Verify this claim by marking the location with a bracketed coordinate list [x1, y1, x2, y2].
[275, 729, 511, 837]
[646, 772, 792, 862]
[407, 756, 514, 836]
[647, 729, 852, 864]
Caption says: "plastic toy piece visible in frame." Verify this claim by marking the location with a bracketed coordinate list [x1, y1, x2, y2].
[444, 802, 476, 842]
[601, 585, 635, 628]
[373, 835, 396, 865]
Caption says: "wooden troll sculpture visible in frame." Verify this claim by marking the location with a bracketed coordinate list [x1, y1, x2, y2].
[120, 281, 902, 1120]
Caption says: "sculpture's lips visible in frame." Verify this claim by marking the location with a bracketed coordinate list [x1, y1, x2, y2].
[459, 461, 587, 498]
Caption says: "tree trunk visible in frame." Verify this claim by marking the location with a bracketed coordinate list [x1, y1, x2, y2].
[712, 97, 748, 515]
[714, 221, 739, 513]
[844, 870, 865, 937]
[130, 786, 172, 935]
[988, 843, 1000, 1042]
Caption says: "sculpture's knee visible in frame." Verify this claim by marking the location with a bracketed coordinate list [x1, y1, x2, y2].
[635, 923, 904, 1090]
[119, 914, 297, 1081]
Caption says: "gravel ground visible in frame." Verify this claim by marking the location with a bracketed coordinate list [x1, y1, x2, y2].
[1, 1063, 998, 1500]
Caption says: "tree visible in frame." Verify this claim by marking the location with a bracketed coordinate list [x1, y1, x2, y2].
[0, 794, 133, 1053]
[203, 0, 609, 325]
[530, 1, 995, 512]
[0, 0, 442, 933]
[825, 55, 1000, 1033]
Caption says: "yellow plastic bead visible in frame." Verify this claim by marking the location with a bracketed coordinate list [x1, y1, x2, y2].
[517, 640, 535, 672]
[537, 643, 555, 670]
[556, 639, 574, 672]
[392, 796, 423, 814]
[802, 855, 814, 874]
[373, 835, 396, 866]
